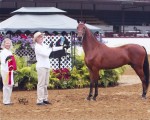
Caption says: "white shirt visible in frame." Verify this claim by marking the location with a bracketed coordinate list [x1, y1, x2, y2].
[34, 43, 63, 69]
[0, 48, 12, 72]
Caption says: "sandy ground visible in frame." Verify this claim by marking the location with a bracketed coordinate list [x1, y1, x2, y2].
[1, 84, 150, 120]
[0, 55, 150, 120]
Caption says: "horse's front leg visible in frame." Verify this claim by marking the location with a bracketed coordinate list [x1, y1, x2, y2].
[87, 82, 94, 100]
[87, 70, 99, 101]
[93, 80, 98, 101]
[93, 71, 99, 101]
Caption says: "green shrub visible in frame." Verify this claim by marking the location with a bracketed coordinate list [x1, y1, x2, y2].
[100, 66, 125, 87]
[14, 55, 37, 90]
[70, 66, 90, 88]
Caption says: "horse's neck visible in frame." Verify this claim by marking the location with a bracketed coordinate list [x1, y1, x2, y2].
[82, 29, 102, 55]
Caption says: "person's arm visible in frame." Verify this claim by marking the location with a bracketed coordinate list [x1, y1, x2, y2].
[0, 50, 12, 68]
[5, 55, 12, 63]
[35, 46, 52, 57]
[0, 51, 7, 65]
[35, 44, 63, 56]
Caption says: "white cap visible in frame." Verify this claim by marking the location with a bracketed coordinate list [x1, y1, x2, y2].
[33, 32, 43, 42]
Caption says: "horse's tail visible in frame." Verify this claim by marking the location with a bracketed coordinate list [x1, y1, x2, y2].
[143, 47, 149, 88]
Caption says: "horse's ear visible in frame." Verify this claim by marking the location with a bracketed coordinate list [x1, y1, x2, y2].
[77, 19, 80, 24]
[77, 19, 85, 24]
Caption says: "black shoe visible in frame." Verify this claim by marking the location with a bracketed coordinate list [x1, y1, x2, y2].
[43, 101, 51, 104]
[36, 102, 46, 105]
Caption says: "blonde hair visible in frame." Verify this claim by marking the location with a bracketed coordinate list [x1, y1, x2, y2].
[1, 38, 13, 50]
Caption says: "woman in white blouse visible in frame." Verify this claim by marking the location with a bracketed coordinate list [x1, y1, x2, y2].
[0, 38, 14, 105]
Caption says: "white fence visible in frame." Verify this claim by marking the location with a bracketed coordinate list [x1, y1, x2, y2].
[104, 38, 150, 54]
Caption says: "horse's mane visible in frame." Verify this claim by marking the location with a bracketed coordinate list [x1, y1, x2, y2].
[81, 23, 103, 47]
[81, 23, 100, 44]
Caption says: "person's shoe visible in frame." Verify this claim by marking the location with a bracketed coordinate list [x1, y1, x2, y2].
[43, 101, 51, 104]
[4, 103, 14, 105]
[36, 102, 46, 106]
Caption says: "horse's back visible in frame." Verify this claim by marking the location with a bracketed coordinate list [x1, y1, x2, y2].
[120, 44, 145, 57]
[121, 44, 144, 51]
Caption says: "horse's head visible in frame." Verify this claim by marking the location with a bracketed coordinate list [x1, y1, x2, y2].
[77, 21, 86, 41]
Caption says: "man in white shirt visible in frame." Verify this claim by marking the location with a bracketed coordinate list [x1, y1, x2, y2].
[33, 32, 63, 105]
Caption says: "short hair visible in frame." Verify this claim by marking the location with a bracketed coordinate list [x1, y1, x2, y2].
[1, 38, 13, 50]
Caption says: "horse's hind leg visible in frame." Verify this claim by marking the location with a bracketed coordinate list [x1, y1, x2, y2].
[132, 66, 147, 98]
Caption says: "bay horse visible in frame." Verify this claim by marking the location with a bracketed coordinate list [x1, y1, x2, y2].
[77, 21, 149, 100]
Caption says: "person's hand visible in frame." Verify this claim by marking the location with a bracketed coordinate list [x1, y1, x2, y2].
[5, 55, 12, 63]
[63, 45, 70, 49]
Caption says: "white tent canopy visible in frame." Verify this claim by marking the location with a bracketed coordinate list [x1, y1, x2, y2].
[0, 14, 101, 33]
[11, 7, 66, 14]
[0, 7, 101, 33]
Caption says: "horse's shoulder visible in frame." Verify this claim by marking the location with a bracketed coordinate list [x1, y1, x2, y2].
[85, 55, 94, 62]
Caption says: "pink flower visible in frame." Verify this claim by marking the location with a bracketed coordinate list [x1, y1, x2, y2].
[53, 68, 70, 80]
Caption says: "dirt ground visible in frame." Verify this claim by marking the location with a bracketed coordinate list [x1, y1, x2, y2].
[1, 57, 150, 120]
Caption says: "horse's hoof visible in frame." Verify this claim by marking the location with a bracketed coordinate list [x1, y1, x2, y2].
[142, 94, 147, 99]
[86, 96, 92, 101]
[92, 97, 97, 101]
[142, 96, 147, 99]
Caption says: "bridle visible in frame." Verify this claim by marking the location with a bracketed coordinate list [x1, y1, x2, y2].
[77, 26, 85, 42]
